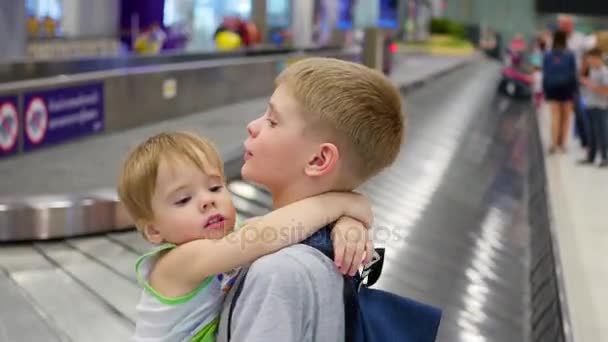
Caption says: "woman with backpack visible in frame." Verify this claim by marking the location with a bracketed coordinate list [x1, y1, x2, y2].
[543, 30, 578, 153]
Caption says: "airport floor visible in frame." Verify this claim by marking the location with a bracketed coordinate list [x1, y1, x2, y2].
[538, 103, 608, 342]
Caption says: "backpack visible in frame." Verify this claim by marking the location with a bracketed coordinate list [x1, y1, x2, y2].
[542, 50, 577, 90]
[227, 227, 443, 342]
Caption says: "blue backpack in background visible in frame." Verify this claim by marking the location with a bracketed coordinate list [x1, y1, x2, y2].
[303, 227, 443, 342]
[542, 50, 577, 90]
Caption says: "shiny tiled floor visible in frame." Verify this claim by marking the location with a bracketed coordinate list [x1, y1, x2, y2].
[538, 104, 608, 342]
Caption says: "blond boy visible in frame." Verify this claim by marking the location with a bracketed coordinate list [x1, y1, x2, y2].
[217, 57, 404, 341]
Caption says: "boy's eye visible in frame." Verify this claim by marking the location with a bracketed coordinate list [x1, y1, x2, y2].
[266, 118, 277, 127]
[210, 185, 223, 193]
[174, 196, 191, 206]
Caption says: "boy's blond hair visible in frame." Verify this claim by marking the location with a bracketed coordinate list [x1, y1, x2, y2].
[276, 57, 404, 185]
[117, 132, 224, 228]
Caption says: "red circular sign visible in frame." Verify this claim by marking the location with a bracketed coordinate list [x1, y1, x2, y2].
[0, 101, 19, 152]
[25, 97, 48, 145]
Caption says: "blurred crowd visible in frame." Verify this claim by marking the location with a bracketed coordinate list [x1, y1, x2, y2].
[507, 15, 608, 167]
[132, 16, 265, 55]
[26, 14, 60, 39]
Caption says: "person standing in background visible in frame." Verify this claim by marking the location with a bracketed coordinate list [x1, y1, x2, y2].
[579, 48, 608, 167]
[557, 15, 597, 148]
[42, 15, 57, 38]
[543, 30, 578, 154]
[26, 14, 40, 38]
[531, 34, 548, 111]
[133, 23, 166, 55]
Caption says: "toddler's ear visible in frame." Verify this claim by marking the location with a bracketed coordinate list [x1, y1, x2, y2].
[142, 222, 164, 244]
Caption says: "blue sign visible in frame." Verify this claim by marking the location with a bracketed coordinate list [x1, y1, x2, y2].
[336, 0, 355, 30]
[378, 0, 399, 29]
[0, 95, 19, 158]
[23, 83, 104, 151]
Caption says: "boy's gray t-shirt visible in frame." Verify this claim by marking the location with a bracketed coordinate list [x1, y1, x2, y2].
[586, 65, 608, 109]
[216, 244, 345, 342]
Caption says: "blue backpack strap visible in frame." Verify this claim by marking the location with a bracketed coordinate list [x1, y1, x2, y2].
[302, 226, 385, 342]
[301, 225, 335, 259]
[301, 226, 356, 340]
[301, 225, 385, 289]
[226, 268, 248, 341]
[343, 276, 363, 341]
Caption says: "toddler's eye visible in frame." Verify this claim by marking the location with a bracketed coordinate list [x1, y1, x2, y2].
[175, 196, 191, 206]
[210, 185, 223, 193]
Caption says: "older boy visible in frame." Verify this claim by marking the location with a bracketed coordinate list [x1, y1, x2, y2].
[217, 57, 405, 341]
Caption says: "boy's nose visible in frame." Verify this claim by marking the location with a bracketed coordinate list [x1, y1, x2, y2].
[247, 119, 259, 138]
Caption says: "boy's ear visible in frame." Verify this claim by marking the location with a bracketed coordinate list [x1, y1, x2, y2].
[304, 143, 339, 177]
[140, 221, 164, 244]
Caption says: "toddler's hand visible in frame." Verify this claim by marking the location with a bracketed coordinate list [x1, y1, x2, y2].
[331, 216, 374, 276]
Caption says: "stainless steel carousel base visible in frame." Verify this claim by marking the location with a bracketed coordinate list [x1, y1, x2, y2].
[0, 152, 246, 242]
[0, 191, 129, 241]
